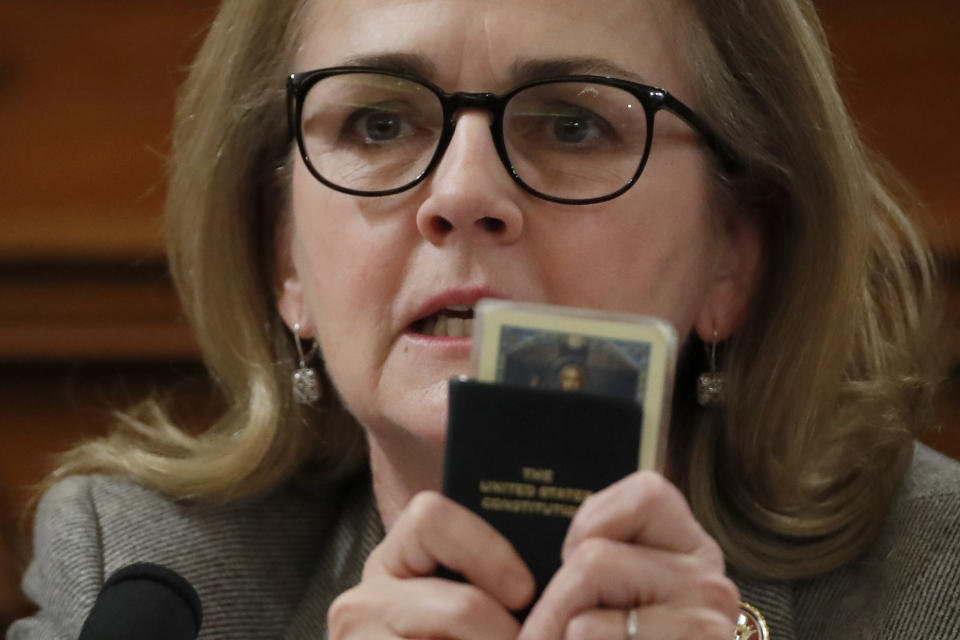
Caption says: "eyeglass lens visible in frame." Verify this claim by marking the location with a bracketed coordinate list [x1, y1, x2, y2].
[300, 73, 650, 201]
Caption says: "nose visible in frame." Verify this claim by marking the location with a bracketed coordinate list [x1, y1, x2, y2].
[415, 111, 523, 246]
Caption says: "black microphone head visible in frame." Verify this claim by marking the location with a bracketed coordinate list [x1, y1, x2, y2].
[78, 562, 202, 640]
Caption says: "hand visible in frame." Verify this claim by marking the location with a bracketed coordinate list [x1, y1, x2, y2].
[328, 491, 536, 639]
[518, 472, 739, 640]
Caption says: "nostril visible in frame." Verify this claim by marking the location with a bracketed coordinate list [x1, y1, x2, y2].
[430, 216, 454, 234]
[478, 217, 505, 233]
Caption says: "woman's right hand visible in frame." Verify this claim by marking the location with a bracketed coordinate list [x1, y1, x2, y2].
[327, 491, 536, 640]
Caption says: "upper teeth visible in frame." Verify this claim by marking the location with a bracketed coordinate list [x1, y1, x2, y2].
[421, 312, 475, 337]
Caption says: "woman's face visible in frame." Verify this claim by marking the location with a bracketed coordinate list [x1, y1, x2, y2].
[279, 0, 759, 471]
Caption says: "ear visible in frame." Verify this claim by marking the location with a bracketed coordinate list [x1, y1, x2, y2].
[694, 211, 763, 342]
[274, 217, 314, 338]
[277, 277, 314, 338]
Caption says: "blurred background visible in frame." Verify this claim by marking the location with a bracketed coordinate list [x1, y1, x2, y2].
[1, 0, 958, 631]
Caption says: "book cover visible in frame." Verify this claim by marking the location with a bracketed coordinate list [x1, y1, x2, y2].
[441, 378, 644, 618]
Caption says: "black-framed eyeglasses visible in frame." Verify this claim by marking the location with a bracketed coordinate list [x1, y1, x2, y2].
[287, 67, 738, 205]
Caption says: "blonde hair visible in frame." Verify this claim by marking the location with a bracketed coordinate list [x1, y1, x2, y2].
[667, 0, 940, 579]
[52, 0, 940, 580]
[54, 0, 367, 502]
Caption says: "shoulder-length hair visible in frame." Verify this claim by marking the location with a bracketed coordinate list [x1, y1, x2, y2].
[54, 0, 367, 501]
[54, 0, 940, 580]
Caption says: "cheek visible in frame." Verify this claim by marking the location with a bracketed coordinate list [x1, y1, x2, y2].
[289, 181, 394, 358]
[288, 196, 391, 421]
[291, 178, 392, 310]
[530, 188, 716, 332]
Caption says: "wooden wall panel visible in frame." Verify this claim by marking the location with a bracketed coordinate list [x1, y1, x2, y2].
[0, 1, 218, 262]
[817, 0, 960, 258]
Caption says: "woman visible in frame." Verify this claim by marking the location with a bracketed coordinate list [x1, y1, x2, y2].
[9, 0, 958, 639]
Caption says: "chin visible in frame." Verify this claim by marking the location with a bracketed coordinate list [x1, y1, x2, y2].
[404, 391, 452, 446]
[363, 379, 453, 448]
[419, 374, 456, 431]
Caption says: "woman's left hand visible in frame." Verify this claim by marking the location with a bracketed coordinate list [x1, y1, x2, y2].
[517, 471, 740, 640]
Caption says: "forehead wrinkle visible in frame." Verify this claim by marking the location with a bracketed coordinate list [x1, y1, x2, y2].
[298, 0, 676, 92]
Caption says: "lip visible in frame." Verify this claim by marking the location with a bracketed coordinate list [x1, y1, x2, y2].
[405, 285, 510, 336]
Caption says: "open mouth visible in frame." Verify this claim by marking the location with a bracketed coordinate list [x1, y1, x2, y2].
[410, 305, 475, 337]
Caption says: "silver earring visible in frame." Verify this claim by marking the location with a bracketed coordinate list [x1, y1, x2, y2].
[292, 323, 321, 404]
[696, 330, 725, 408]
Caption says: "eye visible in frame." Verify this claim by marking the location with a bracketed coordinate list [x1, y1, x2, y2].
[552, 116, 595, 144]
[344, 105, 414, 144]
[507, 100, 619, 152]
[545, 104, 617, 147]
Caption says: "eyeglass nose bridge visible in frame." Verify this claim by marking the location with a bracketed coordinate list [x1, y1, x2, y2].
[428, 91, 516, 184]
[444, 91, 503, 119]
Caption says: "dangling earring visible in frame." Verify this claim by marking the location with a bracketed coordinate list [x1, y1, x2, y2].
[696, 330, 725, 408]
[292, 322, 322, 404]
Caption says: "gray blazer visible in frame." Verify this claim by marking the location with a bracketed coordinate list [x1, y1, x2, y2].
[7, 444, 960, 639]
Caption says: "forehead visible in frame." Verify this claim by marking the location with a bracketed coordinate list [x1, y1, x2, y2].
[297, 0, 690, 94]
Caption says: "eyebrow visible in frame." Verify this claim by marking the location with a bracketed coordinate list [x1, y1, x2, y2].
[509, 57, 652, 86]
[337, 53, 651, 87]
[340, 53, 437, 79]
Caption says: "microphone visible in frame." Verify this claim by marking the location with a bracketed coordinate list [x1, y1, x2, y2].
[78, 562, 202, 640]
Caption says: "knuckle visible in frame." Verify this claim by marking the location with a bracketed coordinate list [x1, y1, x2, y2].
[569, 537, 615, 573]
[406, 490, 448, 523]
[696, 573, 740, 616]
[564, 612, 606, 640]
[638, 469, 671, 492]
[697, 536, 726, 569]
[361, 539, 393, 579]
[361, 548, 381, 580]
[327, 587, 367, 638]
[440, 587, 487, 626]
[576, 488, 601, 513]
[684, 609, 736, 639]
[560, 539, 613, 593]
[629, 471, 673, 513]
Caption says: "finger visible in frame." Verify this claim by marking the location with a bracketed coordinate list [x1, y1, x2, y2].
[518, 539, 739, 639]
[363, 491, 535, 610]
[330, 576, 522, 640]
[562, 471, 721, 567]
[555, 539, 738, 610]
[557, 606, 736, 640]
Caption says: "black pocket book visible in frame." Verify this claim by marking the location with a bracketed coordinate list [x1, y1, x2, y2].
[440, 377, 644, 620]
